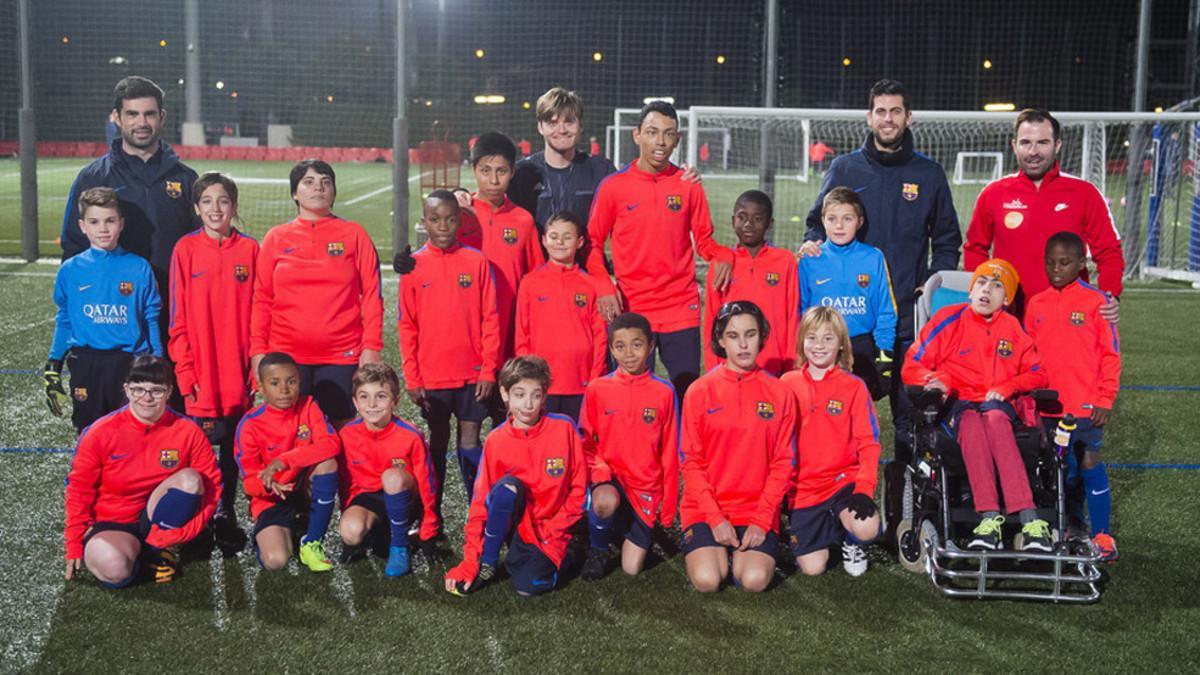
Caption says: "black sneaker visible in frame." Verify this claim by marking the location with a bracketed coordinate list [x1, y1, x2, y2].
[150, 548, 180, 584]
[477, 562, 497, 582]
[213, 515, 247, 556]
[968, 515, 1005, 551]
[338, 544, 365, 564]
[581, 547, 609, 582]
[1020, 519, 1054, 552]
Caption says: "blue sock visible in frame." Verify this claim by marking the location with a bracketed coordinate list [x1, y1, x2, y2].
[481, 480, 521, 567]
[383, 489, 413, 547]
[303, 472, 338, 545]
[457, 446, 483, 502]
[151, 488, 200, 530]
[1081, 463, 1112, 535]
[588, 509, 614, 550]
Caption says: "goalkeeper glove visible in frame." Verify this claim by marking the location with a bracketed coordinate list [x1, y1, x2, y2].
[392, 245, 417, 275]
[44, 359, 69, 417]
[847, 493, 878, 520]
[876, 350, 895, 379]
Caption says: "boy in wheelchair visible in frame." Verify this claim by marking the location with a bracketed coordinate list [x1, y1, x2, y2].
[901, 259, 1053, 552]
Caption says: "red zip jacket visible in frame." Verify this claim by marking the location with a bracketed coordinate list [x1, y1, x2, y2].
[585, 163, 734, 332]
[446, 414, 587, 584]
[703, 243, 800, 375]
[902, 304, 1048, 402]
[233, 396, 342, 519]
[781, 366, 881, 508]
[250, 216, 383, 364]
[338, 416, 439, 541]
[964, 165, 1125, 299]
[680, 367, 796, 531]
[515, 262, 607, 395]
[168, 228, 258, 417]
[64, 407, 221, 559]
[398, 243, 501, 390]
[1024, 279, 1121, 417]
[579, 369, 680, 527]
[458, 195, 544, 360]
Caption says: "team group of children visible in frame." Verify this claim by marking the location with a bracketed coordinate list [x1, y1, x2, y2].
[49, 117, 1121, 595]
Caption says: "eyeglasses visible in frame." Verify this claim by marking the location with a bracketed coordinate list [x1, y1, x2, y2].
[128, 385, 169, 400]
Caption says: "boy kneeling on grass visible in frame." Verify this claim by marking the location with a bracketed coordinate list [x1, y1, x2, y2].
[445, 356, 587, 597]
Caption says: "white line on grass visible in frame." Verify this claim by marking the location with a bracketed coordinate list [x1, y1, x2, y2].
[344, 184, 393, 206]
[225, 177, 290, 185]
[243, 551, 259, 635]
[210, 548, 229, 632]
[331, 565, 358, 620]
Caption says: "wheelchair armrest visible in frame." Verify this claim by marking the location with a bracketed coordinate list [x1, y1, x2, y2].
[1030, 389, 1063, 416]
[906, 385, 945, 413]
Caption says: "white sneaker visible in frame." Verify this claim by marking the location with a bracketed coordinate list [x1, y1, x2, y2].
[842, 541, 868, 577]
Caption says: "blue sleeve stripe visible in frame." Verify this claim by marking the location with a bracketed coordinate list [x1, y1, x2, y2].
[913, 307, 966, 361]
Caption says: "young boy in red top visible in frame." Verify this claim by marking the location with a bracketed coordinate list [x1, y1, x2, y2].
[338, 363, 439, 577]
[681, 301, 796, 593]
[444, 356, 587, 597]
[782, 307, 881, 578]
[1024, 232, 1122, 561]
[578, 312, 680, 581]
[64, 356, 220, 588]
[703, 190, 799, 376]
[515, 211, 607, 421]
[234, 352, 342, 572]
[902, 259, 1051, 552]
[585, 100, 734, 396]
[398, 191, 501, 511]
[168, 172, 257, 554]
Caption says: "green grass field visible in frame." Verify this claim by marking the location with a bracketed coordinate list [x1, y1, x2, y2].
[1, 257, 1198, 672]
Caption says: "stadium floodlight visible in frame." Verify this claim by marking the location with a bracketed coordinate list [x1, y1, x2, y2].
[159, 39, 168, 47]
[716, 55, 726, 64]
[983, 102, 1015, 112]
[592, 51, 603, 62]
[842, 57, 851, 67]
[215, 80, 225, 90]
[473, 94, 505, 105]
[108, 56, 127, 65]
[642, 96, 675, 105]
[983, 59, 993, 70]
[474, 48, 484, 59]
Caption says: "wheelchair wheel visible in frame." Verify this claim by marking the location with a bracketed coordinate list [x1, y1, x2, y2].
[897, 519, 930, 573]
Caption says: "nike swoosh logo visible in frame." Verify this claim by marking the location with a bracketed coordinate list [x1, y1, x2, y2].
[191, 271, 206, 278]
[282, 247, 296, 254]
[351, 460, 363, 465]
[421, 281, 433, 288]
[537, 295, 551, 302]
[1091, 488, 1110, 496]
[815, 278, 831, 285]
[625, 203, 639, 211]
[603, 409, 618, 415]
[110, 453, 127, 460]
[316, 498, 334, 505]
[1055, 203, 1068, 212]
[706, 406, 723, 415]
[958, 349, 972, 356]
[77, 284, 92, 291]
[531, 577, 552, 586]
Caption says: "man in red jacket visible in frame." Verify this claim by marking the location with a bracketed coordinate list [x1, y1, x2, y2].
[586, 101, 733, 396]
[965, 109, 1123, 322]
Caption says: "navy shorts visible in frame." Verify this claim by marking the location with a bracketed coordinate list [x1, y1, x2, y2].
[545, 394, 584, 422]
[654, 327, 701, 396]
[252, 493, 310, 539]
[680, 522, 779, 556]
[83, 511, 152, 548]
[788, 484, 857, 557]
[297, 363, 357, 421]
[194, 414, 240, 447]
[349, 490, 388, 522]
[423, 384, 490, 425]
[505, 532, 560, 596]
[67, 348, 133, 432]
[592, 481, 654, 550]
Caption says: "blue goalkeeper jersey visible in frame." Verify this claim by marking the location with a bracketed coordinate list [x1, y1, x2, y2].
[799, 239, 898, 350]
[49, 246, 162, 360]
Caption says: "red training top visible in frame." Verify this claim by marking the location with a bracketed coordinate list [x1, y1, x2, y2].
[515, 262, 607, 395]
[234, 396, 342, 518]
[586, 162, 734, 332]
[902, 304, 1048, 402]
[338, 416, 439, 541]
[64, 407, 221, 559]
[168, 228, 258, 418]
[679, 367, 796, 531]
[1023, 279, 1122, 417]
[250, 216, 383, 365]
[703, 243, 800, 375]
[781, 365, 881, 508]
[964, 164, 1125, 299]
[457, 195, 544, 360]
[579, 369, 681, 527]
[445, 414, 587, 584]
[398, 242, 501, 390]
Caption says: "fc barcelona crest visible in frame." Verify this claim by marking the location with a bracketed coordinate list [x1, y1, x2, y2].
[165, 181, 183, 199]
[857, 273, 870, 288]
[458, 273, 473, 288]
[502, 227, 518, 244]
[997, 339, 1013, 358]
[642, 407, 657, 424]
[327, 242, 345, 257]
[234, 264, 250, 282]
[119, 281, 134, 296]
[756, 401, 775, 420]
[766, 272, 780, 286]
[297, 423, 311, 441]
[575, 293, 588, 308]
[902, 183, 919, 202]
[1070, 311, 1086, 326]
[74, 387, 88, 401]
[159, 448, 180, 469]
[666, 194, 683, 211]
[545, 457, 566, 477]
[827, 399, 844, 416]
